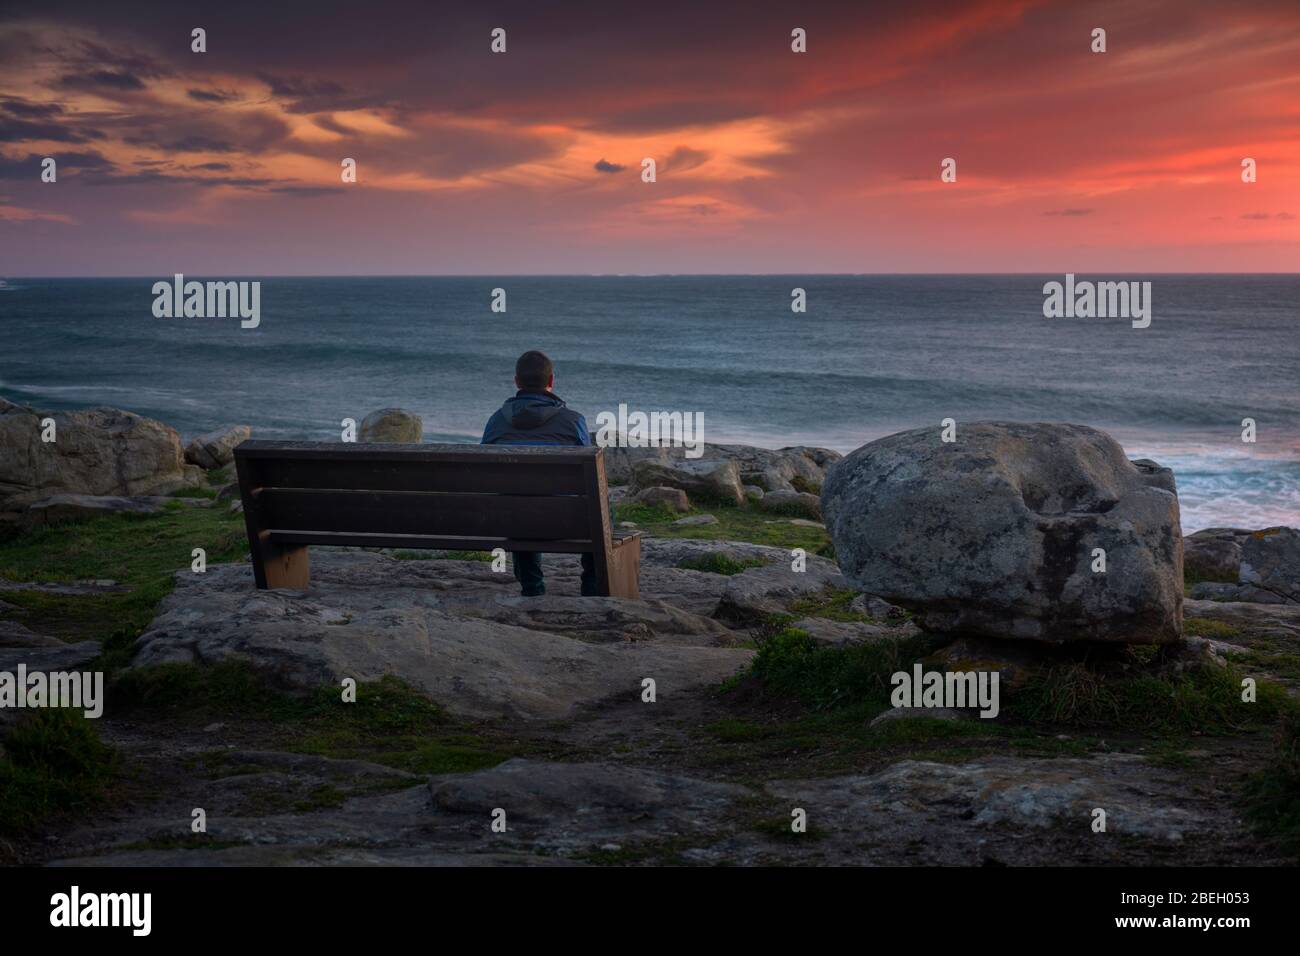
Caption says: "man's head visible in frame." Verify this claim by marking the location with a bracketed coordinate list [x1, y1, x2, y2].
[515, 350, 554, 392]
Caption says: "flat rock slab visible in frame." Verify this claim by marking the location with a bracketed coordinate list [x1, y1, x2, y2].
[50, 847, 576, 867]
[0, 640, 101, 672]
[769, 753, 1222, 864]
[0, 619, 67, 648]
[427, 758, 748, 852]
[1183, 599, 1300, 640]
[0, 578, 128, 595]
[132, 552, 752, 721]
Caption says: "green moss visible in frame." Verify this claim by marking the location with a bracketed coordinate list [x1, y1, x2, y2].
[0, 710, 116, 838]
[786, 586, 877, 622]
[676, 553, 769, 576]
[789, 476, 821, 495]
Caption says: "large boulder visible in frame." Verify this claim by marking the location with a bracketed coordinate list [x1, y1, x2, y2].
[184, 425, 252, 470]
[630, 459, 744, 506]
[359, 408, 422, 443]
[0, 399, 201, 518]
[821, 422, 1183, 643]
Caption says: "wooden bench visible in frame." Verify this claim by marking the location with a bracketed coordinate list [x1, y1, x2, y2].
[232, 440, 641, 598]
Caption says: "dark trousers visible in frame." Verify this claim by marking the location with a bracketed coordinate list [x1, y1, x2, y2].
[512, 551, 598, 596]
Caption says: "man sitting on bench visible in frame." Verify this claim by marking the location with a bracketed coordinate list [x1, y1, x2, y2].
[481, 350, 598, 597]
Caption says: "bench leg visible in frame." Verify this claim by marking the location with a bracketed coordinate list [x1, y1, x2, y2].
[606, 536, 641, 600]
[252, 534, 311, 590]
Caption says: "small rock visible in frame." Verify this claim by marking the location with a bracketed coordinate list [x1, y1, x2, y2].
[229, 500, 244, 515]
[359, 408, 423, 443]
[870, 706, 970, 727]
[756, 489, 822, 519]
[184, 425, 252, 470]
[632, 486, 691, 514]
[673, 514, 718, 526]
[743, 484, 765, 500]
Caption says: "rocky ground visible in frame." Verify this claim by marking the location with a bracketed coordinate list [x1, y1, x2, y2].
[3, 532, 1298, 867]
[2, 402, 1298, 867]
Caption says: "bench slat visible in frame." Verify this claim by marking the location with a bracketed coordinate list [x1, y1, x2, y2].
[267, 530, 600, 553]
[236, 440, 598, 464]
[259, 488, 591, 540]
[248, 456, 588, 496]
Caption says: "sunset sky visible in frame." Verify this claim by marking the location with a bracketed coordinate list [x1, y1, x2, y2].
[1, 0, 1297, 275]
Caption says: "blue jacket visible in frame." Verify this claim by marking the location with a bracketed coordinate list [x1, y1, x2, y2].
[481, 390, 591, 446]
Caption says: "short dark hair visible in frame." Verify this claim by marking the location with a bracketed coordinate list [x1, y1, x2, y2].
[515, 350, 554, 390]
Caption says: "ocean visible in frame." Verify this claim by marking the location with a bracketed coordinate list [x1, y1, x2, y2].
[1, 275, 1297, 533]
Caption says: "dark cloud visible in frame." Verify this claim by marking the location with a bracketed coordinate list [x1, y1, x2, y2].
[187, 88, 240, 104]
[1240, 211, 1293, 220]
[1043, 208, 1094, 217]
[1, 98, 64, 118]
[313, 115, 356, 135]
[188, 161, 233, 171]
[594, 158, 624, 173]
[0, 150, 113, 178]
[0, 115, 104, 143]
[661, 146, 710, 173]
[55, 69, 147, 92]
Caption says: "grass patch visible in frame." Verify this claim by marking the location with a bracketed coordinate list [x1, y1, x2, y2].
[747, 626, 933, 712]
[1245, 713, 1300, 855]
[1184, 618, 1244, 640]
[613, 500, 829, 553]
[0, 710, 116, 839]
[676, 553, 769, 576]
[166, 485, 218, 499]
[1004, 659, 1294, 733]
[112, 662, 518, 776]
[0, 506, 246, 650]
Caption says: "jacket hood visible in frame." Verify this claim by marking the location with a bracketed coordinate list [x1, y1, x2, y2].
[502, 390, 567, 429]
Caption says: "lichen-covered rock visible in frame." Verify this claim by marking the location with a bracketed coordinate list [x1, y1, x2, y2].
[821, 422, 1183, 643]
[358, 407, 422, 443]
[0, 399, 201, 517]
[1239, 527, 1300, 604]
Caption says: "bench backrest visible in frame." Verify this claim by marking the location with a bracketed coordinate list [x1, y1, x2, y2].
[233, 440, 614, 552]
